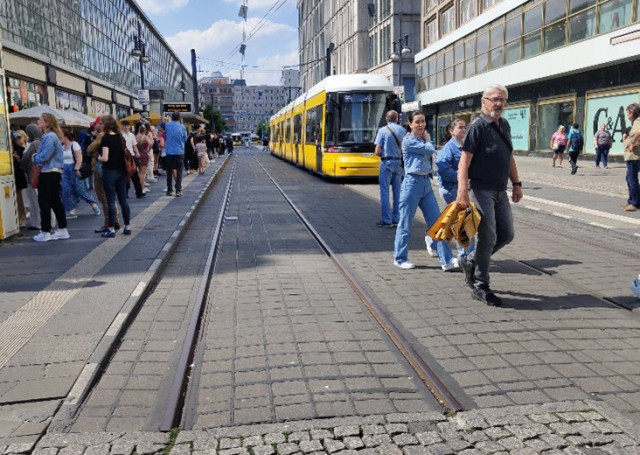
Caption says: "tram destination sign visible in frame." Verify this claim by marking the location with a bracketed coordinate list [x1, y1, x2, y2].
[162, 102, 192, 113]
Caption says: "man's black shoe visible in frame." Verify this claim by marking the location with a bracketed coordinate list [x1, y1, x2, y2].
[471, 287, 503, 307]
[175, 191, 182, 197]
[459, 255, 475, 289]
[136, 193, 146, 198]
[166, 191, 173, 196]
[376, 221, 393, 227]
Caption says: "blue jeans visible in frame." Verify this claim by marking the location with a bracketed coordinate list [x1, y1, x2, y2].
[439, 186, 475, 257]
[394, 174, 453, 266]
[102, 168, 130, 227]
[62, 163, 97, 212]
[595, 146, 610, 167]
[626, 160, 640, 207]
[379, 162, 402, 224]
[468, 188, 514, 289]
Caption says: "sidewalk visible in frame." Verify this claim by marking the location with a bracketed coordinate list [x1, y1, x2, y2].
[0, 156, 228, 444]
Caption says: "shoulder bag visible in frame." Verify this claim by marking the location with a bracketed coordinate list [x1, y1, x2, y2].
[30, 152, 55, 189]
[120, 135, 138, 178]
[386, 126, 404, 167]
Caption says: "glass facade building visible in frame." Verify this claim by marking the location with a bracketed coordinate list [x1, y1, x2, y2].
[0, 0, 193, 111]
[415, 0, 640, 155]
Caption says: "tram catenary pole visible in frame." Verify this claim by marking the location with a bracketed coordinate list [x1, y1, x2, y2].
[131, 20, 151, 112]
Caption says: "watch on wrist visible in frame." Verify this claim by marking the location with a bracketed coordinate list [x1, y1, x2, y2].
[512, 181, 522, 187]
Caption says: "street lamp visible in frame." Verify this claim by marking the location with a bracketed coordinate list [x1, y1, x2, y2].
[390, 34, 411, 88]
[131, 20, 151, 111]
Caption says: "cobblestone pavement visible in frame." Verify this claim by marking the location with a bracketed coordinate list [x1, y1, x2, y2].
[21, 401, 640, 454]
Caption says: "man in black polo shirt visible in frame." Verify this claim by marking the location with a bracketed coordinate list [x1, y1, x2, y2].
[456, 84, 523, 306]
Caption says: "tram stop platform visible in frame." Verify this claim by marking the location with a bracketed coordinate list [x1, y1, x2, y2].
[1, 150, 640, 454]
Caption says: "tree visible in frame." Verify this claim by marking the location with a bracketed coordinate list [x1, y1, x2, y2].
[202, 104, 227, 133]
[255, 119, 270, 138]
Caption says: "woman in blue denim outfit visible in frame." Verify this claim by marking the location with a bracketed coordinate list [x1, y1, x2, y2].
[435, 118, 475, 258]
[60, 129, 100, 218]
[393, 111, 458, 271]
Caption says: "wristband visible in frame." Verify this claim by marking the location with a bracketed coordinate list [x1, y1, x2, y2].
[512, 181, 522, 187]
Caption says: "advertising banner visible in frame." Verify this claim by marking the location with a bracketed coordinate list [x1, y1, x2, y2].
[503, 106, 530, 151]
[586, 92, 639, 156]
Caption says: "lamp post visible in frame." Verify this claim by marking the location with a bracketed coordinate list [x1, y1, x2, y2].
[131, 20, 151, 112]
[390, 34, 411, 94]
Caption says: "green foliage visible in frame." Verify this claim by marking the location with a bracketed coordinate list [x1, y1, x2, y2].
[255, 119, 270, 138]
[202, 104, 227, 133]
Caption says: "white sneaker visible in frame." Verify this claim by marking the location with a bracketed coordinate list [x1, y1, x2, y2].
[147, 178, 157, 183]
[394, 260, 415, 270]
[143, 188, 150, 193]
[33, 231, 52, 242]
[442, 257, 460, 271]
[50, 228, 70, 240]
[425, 241, 438, 258]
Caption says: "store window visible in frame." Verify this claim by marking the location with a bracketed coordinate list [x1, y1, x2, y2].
[454, 42, 464, 81]
[536, 99, 574, 150]
[116, 105, 129, 119]
[569, 7, 596, 42]
[6, 77, 44, 112]
[56, 90, 86, 113]
[441, 5, 456, 37]
[90, 99, 113, 117]
[464, 34, 476, 77]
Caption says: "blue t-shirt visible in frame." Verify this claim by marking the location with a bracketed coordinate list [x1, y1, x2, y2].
[436, 137, 462, 191]
[164, 121, 187, 156]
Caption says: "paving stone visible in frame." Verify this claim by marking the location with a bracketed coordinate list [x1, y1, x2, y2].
[32, 449, 58, 455]
[528, 413, 561, 424]
[58, 446, 85, 455]
[275, 443, 299, 455]
[415, 431, 442, 446]
[322, 439, 345, 453]
[263, 433, 286, 444]
[362, 434, 392, 447]
[374, 443, 402, 455]
[401, 446, 429, 455]
[218, 449, 248, 455]
[134, 442, 165, 455]
[288, 432, 311, 442]
[298, 440, 323, 453]
[498, 437, 525, 450]
[168, 445, 190, 455]
[362, 425, 386, 435]
[5, 443, 35, 454]
[446, 439, 472, 452]
[421, 443, 453, 455]
[250, 445, 274, 455]
[109, 441, 135, 455]
[385, 424, 409, 435]
[333, 426, 359, 438]
[219, 438, 242, 449]
[343, 437, 364, 450]
[461, 431, 489, 444]
[392, 434, 418, 446]
[310, 430, 333, 440]
[474, 440, 505, 454]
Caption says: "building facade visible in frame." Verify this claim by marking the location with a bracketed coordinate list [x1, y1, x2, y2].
[0, 0, 193, 118]
[297, 0, 420, 100]
[415, 0, 640, 153]
[281, 68, 301, 104]
[233, 81, 287, 133]
[199, 72, 235, 132]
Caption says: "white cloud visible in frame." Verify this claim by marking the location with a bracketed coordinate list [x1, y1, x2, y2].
[137, 0, 189, 14]
[166, 17, 298, 86]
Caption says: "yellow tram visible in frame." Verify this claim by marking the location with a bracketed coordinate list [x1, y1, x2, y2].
[269, 74, 397, 178]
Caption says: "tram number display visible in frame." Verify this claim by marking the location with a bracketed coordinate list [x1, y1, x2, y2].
[162, 102, 192, 113]
[343, 94, 376, 103]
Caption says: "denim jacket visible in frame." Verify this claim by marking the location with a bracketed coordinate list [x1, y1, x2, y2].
[402, 133, 435, 175]
[435, 137, 461, 191]
[34, 131, 64, 171]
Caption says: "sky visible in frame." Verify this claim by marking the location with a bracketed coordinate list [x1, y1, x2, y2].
[138, 0, 299, 86]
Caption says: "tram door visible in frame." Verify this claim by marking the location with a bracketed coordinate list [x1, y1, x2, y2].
[0, 37, 18, 239]
[294, 114, 301, 166]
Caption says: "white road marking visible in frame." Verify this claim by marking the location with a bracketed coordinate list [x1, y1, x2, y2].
[105, 313, 128, 337]
[589, 222, 613, 229]
[552, 212, 572, 219]
[523, 195, 640, 226]
[65, 363, 98, 405]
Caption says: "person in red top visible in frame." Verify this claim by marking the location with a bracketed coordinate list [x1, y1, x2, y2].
[550, 125, 568, 168]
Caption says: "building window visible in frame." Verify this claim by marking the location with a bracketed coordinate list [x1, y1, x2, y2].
[441, 5, 456, 36]
[381, 24, 391, 61]
[464, 34, 476, 77]
[460, 0, 477, 24]
[489, 20, 505, 69]
[426, 0, 438, 11]
[425, 19, 438, 45]
[380, 0, 391, 17]
[483, 0, 499, 10]
[599, 0, 632, 33]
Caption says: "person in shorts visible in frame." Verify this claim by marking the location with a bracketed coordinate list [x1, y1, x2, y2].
[550, 125, 567, 168]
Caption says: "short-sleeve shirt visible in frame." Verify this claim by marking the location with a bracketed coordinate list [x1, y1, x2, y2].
[462, 113, 512, 192]
[100, 133, 126, 171]
[122, 131, 137, 156]
[374, 122, 406, 159]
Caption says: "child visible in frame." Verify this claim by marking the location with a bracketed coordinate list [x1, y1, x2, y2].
[195, 135, 208, 175]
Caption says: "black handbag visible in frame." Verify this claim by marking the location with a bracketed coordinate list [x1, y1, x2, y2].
[78, 160, 93, 180]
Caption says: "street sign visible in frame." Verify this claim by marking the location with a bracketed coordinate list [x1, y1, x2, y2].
[138, 89, 149, 105]
[162, 102, 192, 113]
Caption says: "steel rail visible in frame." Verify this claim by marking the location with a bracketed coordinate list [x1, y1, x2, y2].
[256, 158, 463, 413]
[160, 156, 237, 431]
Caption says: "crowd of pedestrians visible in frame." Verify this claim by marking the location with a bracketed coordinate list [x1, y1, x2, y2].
[11, 111, 221, 242]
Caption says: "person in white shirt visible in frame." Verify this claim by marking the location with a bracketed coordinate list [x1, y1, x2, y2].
[121, 120, 144, 198]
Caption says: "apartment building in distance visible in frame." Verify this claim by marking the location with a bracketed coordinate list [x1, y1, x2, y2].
[233, 80, 288, 133]
[199, 72, 235, 132]
[415, 0, 640, 154]
[297, 0, 420, 100]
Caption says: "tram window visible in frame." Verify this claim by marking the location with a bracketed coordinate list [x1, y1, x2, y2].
[305, 105, 322, 145]
[294, 114, 302, 144]
[335, 92, 387, 144]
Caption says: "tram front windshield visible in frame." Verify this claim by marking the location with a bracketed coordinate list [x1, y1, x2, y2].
[335, 92, 387, 144]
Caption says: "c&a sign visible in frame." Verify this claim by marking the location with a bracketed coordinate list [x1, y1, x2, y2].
[585, 91, 639, 156]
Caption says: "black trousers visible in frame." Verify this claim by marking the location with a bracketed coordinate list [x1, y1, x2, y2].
[125, 167, 143, 196]
[38, 171, 67, 232]
[165, 155, 184, 192]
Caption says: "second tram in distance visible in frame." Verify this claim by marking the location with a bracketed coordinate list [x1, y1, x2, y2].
[269, 74, 398, 178]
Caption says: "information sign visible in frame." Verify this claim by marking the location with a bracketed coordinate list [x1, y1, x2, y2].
[162, 102, 192, 113]
[138, 89, 149, 105]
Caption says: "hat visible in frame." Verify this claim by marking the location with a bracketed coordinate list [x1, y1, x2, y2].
[91, 116, 102, 125]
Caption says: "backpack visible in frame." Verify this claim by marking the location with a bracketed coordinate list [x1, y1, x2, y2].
[570, 131, 584, 151]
